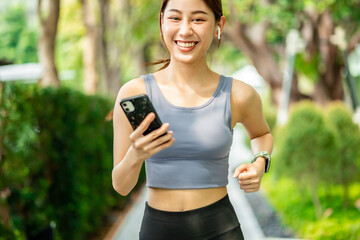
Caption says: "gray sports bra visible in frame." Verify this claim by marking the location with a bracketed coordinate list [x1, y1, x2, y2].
[143, 73, 233, 189]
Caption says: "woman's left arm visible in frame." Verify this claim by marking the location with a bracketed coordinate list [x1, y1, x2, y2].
[231, 80, 273, 193]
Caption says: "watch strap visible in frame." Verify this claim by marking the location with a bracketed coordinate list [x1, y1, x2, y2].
[251, 151, 271, 173]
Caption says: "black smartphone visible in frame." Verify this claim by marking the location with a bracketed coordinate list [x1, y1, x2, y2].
[120, 94, 163, 135]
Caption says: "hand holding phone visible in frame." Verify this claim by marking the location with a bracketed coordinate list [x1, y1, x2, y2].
[120, 94, 163, 136]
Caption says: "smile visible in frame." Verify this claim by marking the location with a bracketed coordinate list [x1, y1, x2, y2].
[175, 41, 198, 48]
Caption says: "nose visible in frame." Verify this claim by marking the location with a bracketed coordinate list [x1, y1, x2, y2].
[179, 21, 193, 37]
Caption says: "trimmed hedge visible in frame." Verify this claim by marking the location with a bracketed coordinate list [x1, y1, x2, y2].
[266, 100, 360, 239]
[326, 102, 360, 207]
[0, 82, 145, 239]
[274, 101, 337, 218]
[262, 177, 360, 240]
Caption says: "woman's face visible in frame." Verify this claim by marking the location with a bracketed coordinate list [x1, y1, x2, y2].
[161, 0, 219, 64]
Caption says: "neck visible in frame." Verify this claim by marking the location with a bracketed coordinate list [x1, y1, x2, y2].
[164, 57, 214, 86]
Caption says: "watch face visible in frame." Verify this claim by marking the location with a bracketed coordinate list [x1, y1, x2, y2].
[264, 155, 270, 173]
[251, 151, 271, 173]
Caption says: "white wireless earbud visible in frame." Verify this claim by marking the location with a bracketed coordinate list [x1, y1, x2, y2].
[217, 26, 221, 40]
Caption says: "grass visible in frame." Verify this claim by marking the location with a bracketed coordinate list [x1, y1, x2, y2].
[261, 175, 360, 240]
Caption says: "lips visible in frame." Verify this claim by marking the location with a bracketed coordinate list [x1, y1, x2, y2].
[175, 40, 198, 51]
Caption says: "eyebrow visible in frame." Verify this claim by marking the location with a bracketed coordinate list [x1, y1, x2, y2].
[168, 9, 209, 15]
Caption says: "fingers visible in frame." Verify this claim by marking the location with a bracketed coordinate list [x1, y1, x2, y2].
[129, 113, 155, 140]
[241, 187, 260, 193]
[239, 179, 261, 193]
[143, 131, 174, 151]
[232, 163, 249, 178]
[150, 135, 175, 154]
[132, 122, 170, 149]
[129, 118, 175, 161]
[130, 132, 174, 161]
[233, 163, 262, 193]
[238, 176, 259, 185]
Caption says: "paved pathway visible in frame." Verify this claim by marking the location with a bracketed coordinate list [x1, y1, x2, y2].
[112, 127, 299, 240]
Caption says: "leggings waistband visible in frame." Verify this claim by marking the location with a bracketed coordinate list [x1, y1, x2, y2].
[140, 194, 242, 240]
[145, 194, 230, 216]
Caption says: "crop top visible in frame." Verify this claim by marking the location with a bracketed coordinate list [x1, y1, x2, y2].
[143, 73, 233, 189]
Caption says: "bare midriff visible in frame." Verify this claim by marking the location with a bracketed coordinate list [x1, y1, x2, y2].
[148, 186, 227, 212]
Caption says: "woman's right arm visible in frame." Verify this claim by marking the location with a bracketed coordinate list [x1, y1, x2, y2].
[112, 79, 175, 196]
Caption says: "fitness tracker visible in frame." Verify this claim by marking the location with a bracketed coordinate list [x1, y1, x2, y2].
[251, 151, 271, 173]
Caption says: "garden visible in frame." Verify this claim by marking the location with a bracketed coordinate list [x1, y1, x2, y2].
[1, 0, 360, 239]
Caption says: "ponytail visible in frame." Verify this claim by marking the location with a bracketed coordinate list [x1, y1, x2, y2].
[145, 58, 170, 71]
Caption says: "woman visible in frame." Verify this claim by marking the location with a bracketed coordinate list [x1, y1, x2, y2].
[112, 0, 273, 239]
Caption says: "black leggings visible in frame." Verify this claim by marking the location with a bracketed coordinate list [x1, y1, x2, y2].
[139, 195, 244, 240]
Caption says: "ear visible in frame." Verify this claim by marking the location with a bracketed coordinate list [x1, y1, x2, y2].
[160, 12, 164, 27]
[215, 16, 226, 37]
[160, 13, 164, 35]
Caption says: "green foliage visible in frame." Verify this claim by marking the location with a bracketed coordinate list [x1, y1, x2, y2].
[273, 101, 339, 218]
[326, 102, 360, 183]
[0, 83, 144, 239]
[295, 53, 320, 84]
[357, 76, 360, 98]
[262, 177, 360, 240]
[56, 0, 85, 90]
[274, 101, 337, 184]
[264, 100, 360, 238]
[325, 102, 360, 206]
[0, 5, 38, 64]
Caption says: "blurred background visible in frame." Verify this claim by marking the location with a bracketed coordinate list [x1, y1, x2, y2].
[0, 0, 359, 239]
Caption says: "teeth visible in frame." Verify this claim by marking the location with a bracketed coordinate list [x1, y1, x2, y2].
[177, 41, 196, 48]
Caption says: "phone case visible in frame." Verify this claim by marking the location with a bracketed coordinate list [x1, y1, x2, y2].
[120, 94, 163, 135]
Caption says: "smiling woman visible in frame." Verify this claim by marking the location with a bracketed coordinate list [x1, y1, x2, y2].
[156, 0, 224, 69]
[112, 0, 273, 239]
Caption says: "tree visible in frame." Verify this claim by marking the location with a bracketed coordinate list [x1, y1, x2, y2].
[326, 102, 360, 207]
[275, 101, 337, 218]
[82, 0, 98, 94]
[0, 5, 38, 64]
[223, 0, 360, 107]
[97, 0, 122, 97]
[37, 0, 61, 87]
[97, 0, 157, 97]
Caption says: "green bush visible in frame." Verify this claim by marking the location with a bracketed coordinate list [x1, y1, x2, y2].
[0, 5, 38, 64]
[325, 102, 360, 207]
[274, 101, 337, 218]
[263, 100, 360, 239]
[262, 177, 360, 240]
[0, 82, 144, 239]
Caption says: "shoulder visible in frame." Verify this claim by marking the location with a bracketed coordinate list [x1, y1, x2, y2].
[231, 78, 260, 107]
[230, 78, 262, 122]
[117, 77, 147, 100]
[113, 77, 147, 118]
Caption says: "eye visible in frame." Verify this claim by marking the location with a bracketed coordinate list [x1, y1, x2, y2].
[193, 18, 205, 23]
[169, 17, 181, 21]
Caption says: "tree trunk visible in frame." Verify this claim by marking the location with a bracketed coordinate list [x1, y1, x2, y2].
[37, 0, 60, 87]
[98, 0, 125, 97]
[343, 182, 349, 209]
[82, 0, 98, 95]
[0, 84, 10, 228]
[313, 11, 344, 105]
[225, 21, 305, 107]
[98, 0, 110, 93]
[132, 43, 151, 76]
[0, 195, 10, 228]
[309, 185, 323, 219]
[0, 83, 3, 164]
[225, 2, 352, 109]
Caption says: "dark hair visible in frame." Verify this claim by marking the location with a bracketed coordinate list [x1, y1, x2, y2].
[151, 0, 223, 70]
